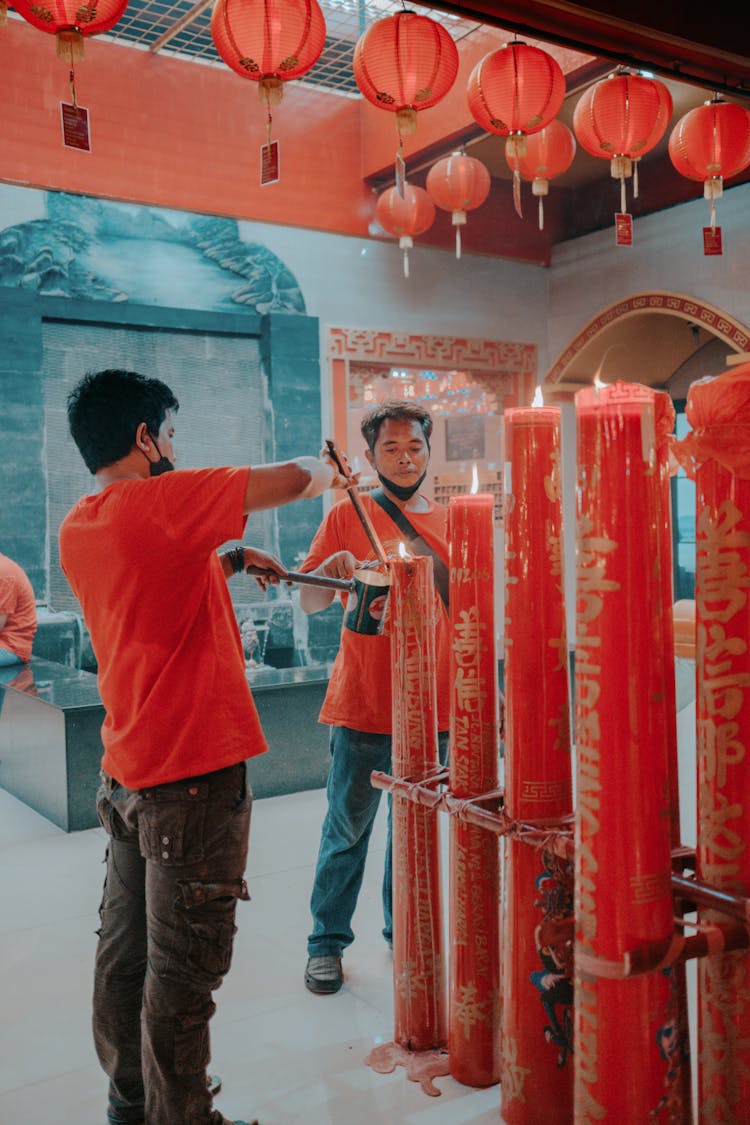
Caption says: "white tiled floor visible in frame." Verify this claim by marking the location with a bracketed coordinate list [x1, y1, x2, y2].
[0, 784, 501, 1125]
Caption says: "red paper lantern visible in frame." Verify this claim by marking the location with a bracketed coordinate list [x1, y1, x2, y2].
[376, 184, 435, 278]
[425, 150, 491, 258]
[573, 71, 673, 211]
[504, 118, 576, 229]
[668, 98, 750, 229]
[11, 0, 130, 59]
[353, 11, 458, 142]
[211, 0, 326, 109]
[467, 42, 565, 215]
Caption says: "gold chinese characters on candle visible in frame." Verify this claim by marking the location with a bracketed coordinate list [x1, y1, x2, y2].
[447, 476, 499, 1087]
[390, 549, 446, 1052]
[502, 402, 574, 1124]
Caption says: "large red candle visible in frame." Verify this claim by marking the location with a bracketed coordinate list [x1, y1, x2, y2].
[502, 405, 574, 1124]
[680, 364, 750, 1123]
[654, 389, 694, 1122]
[574, 382, 686, 1123]
[654, 390, 682, 843]
[390, 552, 446, 1051]
[447, 491, 500, 1087]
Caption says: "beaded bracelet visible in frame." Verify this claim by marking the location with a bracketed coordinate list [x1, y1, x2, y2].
[227, 546, 245, 574]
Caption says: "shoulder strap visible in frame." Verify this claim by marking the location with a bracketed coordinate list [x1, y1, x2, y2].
[370, 489, 450, 612]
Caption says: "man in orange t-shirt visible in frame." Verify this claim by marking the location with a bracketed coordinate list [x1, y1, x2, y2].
[299, 401, 450, 995]
[59, 368, 347, 1125]
[0, 552, 37, 665]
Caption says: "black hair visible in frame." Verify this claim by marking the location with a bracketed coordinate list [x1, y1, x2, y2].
[360, 399, 432, 453]
[67, 368, 179, 474]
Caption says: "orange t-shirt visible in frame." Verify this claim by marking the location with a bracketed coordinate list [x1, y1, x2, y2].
[0, 552, 37, 662]
[301, 492, 450, 734]
[59, 467, 267, 789]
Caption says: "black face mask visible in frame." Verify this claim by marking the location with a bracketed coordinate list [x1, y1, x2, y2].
[147, 438, 174, 476]
[376, 468, 427, 501]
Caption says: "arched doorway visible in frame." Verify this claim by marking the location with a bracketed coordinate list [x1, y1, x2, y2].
[543, 291, 750, 391]
[543, 291, 750, 603]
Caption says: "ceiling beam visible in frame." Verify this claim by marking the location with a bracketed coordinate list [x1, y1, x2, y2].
[421, 0, 750, 99]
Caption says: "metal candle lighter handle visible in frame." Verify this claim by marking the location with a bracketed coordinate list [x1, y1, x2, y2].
[243, 565, 355, 593]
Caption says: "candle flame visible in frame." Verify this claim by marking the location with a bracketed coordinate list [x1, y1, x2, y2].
[531, 385, 544, 408]
[470, 463, 479, 495]
[398, 541, 408, 559]
[592, 343, 625, 389]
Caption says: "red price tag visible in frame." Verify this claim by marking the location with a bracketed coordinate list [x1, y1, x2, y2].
[60, 103, 91, 152]
[615, 212, 633, 246]
[703, 226, 723, 256]
[260, 140, 279, 186]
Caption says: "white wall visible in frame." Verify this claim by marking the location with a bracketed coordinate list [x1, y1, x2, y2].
[235, 220, 549, 434]
[545, 182, 750, 370]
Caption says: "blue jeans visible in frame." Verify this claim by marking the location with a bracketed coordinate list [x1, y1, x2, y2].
[307, 725, 448, 958]
[94, 762, 252, 1125]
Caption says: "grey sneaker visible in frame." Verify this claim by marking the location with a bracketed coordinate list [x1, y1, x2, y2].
[305, 954, 343, 994]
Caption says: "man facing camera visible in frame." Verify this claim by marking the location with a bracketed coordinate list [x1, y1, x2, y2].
[299, 400, 451, 995]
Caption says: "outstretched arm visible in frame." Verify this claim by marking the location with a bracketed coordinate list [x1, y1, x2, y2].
[243, 453, 348, 515]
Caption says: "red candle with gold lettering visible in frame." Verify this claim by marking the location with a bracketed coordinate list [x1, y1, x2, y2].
[574, 381, 685, 1124]
[447, 488, 500, 1087]
[390, 551, 446, 1051]
[502, 404, 574, 1123]
[681, 364, 750, 1123]
[654, 388, 694, 1121]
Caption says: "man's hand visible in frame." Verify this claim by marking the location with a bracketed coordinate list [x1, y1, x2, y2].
[242, 548, 288, 591]
[321, 443, 361, 490]
[319, 551, 358, 581]
[299, 551, 358, 615]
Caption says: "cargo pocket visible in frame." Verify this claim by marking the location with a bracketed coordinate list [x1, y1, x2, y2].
[95, 784, 128, 839]
[137, 782, 209, 866]
[178, 878, 250, 985]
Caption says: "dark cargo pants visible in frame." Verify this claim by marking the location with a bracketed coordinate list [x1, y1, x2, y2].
[93, 762, 252, 1125]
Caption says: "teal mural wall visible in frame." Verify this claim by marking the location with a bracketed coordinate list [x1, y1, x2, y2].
[0, 189, 323, 628]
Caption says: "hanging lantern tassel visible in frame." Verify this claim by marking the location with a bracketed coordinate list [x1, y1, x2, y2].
[611, 154, 632, 213]
[258, 78, 285, 149]
[705, 176, 723, 231]
[56, 29, 85, 62]
[399, 235, 412, 278]
[532, 177, 549, 231]
[506, 135, 527, 218]
[259, 76, 284, 109]
[633, 157, 640, 199]
[452, 210, 466, 259]
[396, 107, 418, 139]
